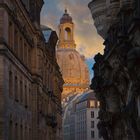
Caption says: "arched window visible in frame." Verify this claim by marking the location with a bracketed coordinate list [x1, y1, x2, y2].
[8, 22, 13, 49]
[65, 27, 71, 40]
[69, 54, 74, 60]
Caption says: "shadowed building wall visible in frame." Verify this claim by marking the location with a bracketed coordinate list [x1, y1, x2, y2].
[0, 0, 63, 140]
[89, 0, 140, 140]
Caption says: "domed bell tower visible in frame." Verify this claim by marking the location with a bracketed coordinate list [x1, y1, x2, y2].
[58, 9, 76, 49]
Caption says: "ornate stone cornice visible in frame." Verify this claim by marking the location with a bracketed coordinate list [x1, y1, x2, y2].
[88, 0, 121, 39]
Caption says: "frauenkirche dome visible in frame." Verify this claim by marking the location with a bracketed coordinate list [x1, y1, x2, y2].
[56, 10, 89, 100]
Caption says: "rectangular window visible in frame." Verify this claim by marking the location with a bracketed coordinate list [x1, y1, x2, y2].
[28, 47, 31, 68]
[91, 111, 94, 118]
[91, 121, 94, 128]
[20, 125, 23, 140]
[138, 96, 140, 117]
[15, 123, 18, 140]
[29, 88, 31, 110]
[25, 85, 28, 108]
[29, 128, 31, 140]
[97, 101, 100, 107]
[9, 120, 13, 140]
[90, 100, 95, 108]
[19, 37, 23, 60]
[9, 71, 13, 97]
[91, 131, 94, 138]
[14, 29, 18, 54]
[22, 40, 25, 62]
[15, 76, 18, 102]
[8, 22, 13, 48]
[24, 43, 27, 65]
[20, 80, 23, 103]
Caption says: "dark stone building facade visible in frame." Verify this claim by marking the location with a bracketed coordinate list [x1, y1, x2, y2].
[89, 0, 140, 140]
[0, 0, 63, 140]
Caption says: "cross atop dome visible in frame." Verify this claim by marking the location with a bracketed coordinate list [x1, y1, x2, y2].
[65, 9, 67, 14]
[60, 9, 73, 24]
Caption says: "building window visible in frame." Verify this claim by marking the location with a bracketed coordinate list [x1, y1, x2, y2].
[15, 76, 18, 102]
[29, 128, 31, 140]
[20, 125, 23, 140]
[98, 130, 102, 138]
[8, 22, 13, 48]
[9, 71, 13, 98]
[91, 121, 94, 128]
[9, 120, 13, 140]
[19, 37, 23, 60]
[138, 96, 140, 117]
[25, 85, 28, 108]
[29, 88, 31, 110]
[20, 80, 23, 103]
[97, 101, 100, 107]
[14, 29, 18, 54]
[24, 43, 27, 65]
[91, 111, 94, 118]
[91, 131, 94, 138]
[28, 47, 31, 68]
[90, 100, 95, 108]
[65, 27, 71, 40]
[24, 126, 28, 140]
[15, 123, 18, 140]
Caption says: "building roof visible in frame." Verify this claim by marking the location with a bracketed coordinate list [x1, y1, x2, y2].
[60, 9, 73, 24]
[63, 90, 97, 124]
[41, 25, 53, 42]
[77, 90, 97, 103]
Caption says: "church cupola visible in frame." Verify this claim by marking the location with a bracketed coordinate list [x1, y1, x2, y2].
[60, 9, 73, 24]
[58, 9, 76, 49]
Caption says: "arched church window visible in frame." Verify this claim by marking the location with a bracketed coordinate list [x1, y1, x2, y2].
[65, 27, 71, 40]
[69, 54, 74, 60]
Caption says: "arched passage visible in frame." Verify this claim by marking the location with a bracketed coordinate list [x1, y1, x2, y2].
[65, 27, 71, 40]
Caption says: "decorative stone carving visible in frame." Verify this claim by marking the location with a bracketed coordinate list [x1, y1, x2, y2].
[107, 0, 120, 26]
[88, 0, 120, 39]
[88, 0, 107, 39]
[89, 0, 140, 139]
